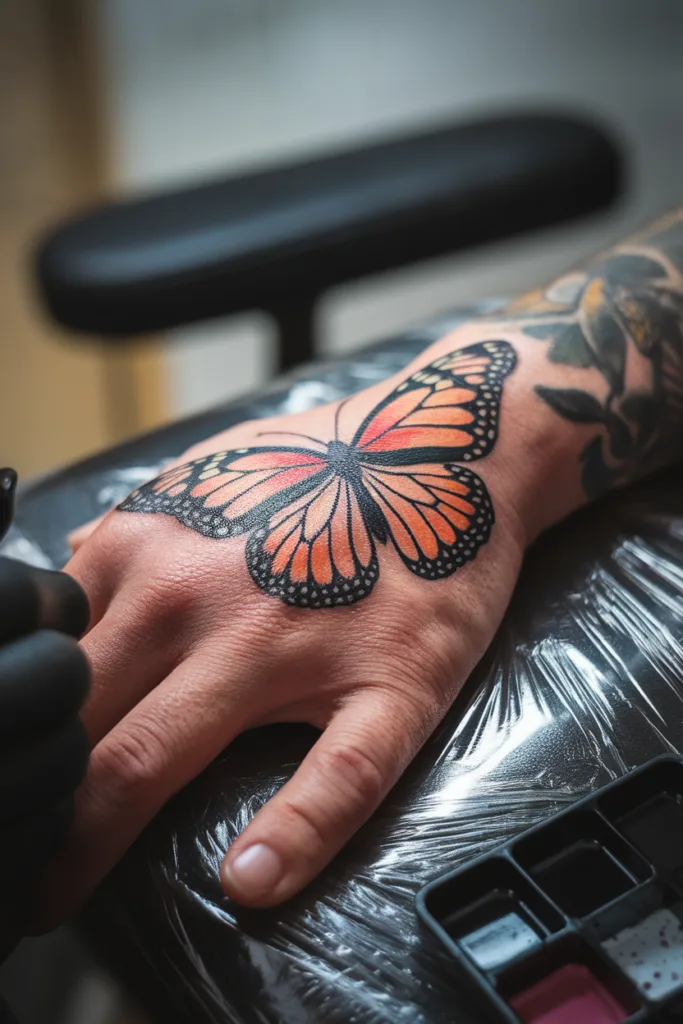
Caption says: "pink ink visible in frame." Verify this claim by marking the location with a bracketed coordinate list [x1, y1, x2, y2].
[509, 963, 629, 1023]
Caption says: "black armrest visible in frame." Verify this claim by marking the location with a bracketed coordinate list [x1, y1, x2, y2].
[35, 112, 621, 346]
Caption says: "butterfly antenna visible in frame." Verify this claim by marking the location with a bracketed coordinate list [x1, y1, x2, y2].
[256, 429, 325, 447]
[334, 397, 350, 441]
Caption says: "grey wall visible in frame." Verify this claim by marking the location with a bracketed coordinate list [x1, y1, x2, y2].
[100, 0, 683, 416]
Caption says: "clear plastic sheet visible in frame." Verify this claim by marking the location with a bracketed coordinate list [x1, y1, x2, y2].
[12, 308, 683, 1023]
[0, 525, 53, 569]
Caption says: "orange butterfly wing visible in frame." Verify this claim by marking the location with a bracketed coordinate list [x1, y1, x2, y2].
[118, 446, 381, 606]
[118, 447, 330, 538]
[246, 475, 379, 607]
[118, 342, 515, 606]
[352, 340, 516, 463]
[359, 461, 493, 578]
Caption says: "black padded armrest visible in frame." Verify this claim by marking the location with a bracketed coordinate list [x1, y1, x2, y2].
[36, 112, 621, 338]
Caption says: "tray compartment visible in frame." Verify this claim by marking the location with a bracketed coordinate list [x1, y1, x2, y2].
[600, 760, 683, 883]
[420, 857, 564, 972]
[496, 933, 642, 1023]
[513, 809, 651, 918]
[584, 882, 683, 1004]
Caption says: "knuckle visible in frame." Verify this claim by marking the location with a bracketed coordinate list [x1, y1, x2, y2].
[97, 509, 146, 552]
[275, 741, 387, 852]
[358, 634, 458, 715]
[386, 611, 464, 707]
[415, 636, 462, 705]
[317, 740, 386, 807]
[279, 798, 331, 852]
[129, 564, 209, 636]
[143, 572, 194, 619]
[93, 717, 167, 797]
[383, 678, 443, 730]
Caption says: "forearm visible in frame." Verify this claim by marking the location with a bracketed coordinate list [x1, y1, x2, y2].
[389, 206, 683, 545]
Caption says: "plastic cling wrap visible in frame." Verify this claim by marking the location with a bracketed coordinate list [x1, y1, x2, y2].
[9, 312, 683, 1023]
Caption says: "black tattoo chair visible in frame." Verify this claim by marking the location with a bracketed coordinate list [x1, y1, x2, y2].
[5, 111, 658, 1024]
[37, 113, 619, 373]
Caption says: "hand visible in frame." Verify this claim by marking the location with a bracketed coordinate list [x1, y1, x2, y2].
[31, 331, 540, 925]
[0, 558, 90, 918]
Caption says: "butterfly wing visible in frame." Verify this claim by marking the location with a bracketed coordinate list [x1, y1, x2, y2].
[118, 447, 331, 538]
[347, 340, 511, 580]
[352, 340, 516, 465]
[119, 341, 515, 605]
[246, 475, 379, 607]
[359, 461, 493, 579]
[119, 446, 380, 607]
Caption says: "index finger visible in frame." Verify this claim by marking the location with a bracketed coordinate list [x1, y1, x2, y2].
[26, 648, 261, 930]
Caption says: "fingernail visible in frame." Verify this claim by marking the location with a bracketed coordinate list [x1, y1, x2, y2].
[223, 843, 284, 901]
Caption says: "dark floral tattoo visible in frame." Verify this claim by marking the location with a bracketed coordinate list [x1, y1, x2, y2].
[485, 211, 683, 498]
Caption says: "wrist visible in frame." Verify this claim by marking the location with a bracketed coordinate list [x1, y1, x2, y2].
[409, 322, 589, 549]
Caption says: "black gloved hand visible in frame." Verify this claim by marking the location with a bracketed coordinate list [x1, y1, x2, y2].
[0, 557, 90, 893]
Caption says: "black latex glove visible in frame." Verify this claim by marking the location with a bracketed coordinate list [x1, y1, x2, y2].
[0, 557, 90, 897]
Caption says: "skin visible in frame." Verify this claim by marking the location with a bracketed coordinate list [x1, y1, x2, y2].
[28, 206, 683, 927]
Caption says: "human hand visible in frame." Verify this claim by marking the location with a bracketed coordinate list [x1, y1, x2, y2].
[31, 329, 570, 925]
[0, 558, 90, 907]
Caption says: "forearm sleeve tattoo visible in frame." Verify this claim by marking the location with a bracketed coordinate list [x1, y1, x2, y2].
[490, 209, 683, 498]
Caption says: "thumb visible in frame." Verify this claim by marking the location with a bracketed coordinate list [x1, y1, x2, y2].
[220, 688, 436, 907]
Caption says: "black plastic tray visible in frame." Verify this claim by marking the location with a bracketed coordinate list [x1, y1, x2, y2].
[417, 755, 683, 1023]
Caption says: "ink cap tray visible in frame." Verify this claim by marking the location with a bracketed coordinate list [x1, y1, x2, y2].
[417, 755, 683, 1023]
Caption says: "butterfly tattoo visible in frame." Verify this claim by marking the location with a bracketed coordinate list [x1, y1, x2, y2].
[119, 340, 516, 608]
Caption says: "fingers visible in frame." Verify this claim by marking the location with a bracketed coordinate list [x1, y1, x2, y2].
[78, 597, 185, 745]
[34, 567, 91, 637]
[29, 649, 259, 928]
[0, 559, 90, 644]
[0, 797, 74, 880]
[0, 716, 89, 823]
[68, 522, 196, 743]
[0, 797, 75, 951]
[0, 631, 90, 736]
[220, 688, 435, 907]
[64, 515, 133, 633]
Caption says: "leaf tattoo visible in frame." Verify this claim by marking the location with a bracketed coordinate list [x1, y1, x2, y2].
[486, 212, 683, 498]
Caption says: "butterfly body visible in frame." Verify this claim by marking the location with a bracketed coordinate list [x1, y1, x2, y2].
[119, 341, 517, 607]
[324, 440, 363, 482]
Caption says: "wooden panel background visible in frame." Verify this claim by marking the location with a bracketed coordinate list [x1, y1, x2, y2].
[0, 0, 165, 479]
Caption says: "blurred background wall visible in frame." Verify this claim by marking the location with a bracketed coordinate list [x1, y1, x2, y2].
[3, 0, 683, 477]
